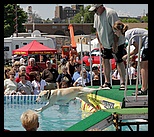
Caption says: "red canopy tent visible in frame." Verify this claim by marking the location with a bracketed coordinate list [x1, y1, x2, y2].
[12, 40, 57, 55]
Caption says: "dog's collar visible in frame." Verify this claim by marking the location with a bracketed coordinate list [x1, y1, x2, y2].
[47, 91, 52, 100]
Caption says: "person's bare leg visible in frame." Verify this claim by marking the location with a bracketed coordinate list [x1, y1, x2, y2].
[117, 62, 126, 84]
[140, 60, 148, 91]
[102, 59, 111, 83]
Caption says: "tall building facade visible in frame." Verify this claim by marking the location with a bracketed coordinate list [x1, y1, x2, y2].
[54, 4, 84, 22]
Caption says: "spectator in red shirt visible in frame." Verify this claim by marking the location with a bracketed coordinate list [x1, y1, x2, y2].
[26, 58, 40, 82]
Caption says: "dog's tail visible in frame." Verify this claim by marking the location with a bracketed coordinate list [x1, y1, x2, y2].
[80, 87, 102, 93]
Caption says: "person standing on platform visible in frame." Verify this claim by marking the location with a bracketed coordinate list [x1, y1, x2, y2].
[89, 4, 126, 90]
[114, 26, 148, 95]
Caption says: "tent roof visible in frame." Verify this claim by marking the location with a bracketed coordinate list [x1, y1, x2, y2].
[12, 40, 57, 55]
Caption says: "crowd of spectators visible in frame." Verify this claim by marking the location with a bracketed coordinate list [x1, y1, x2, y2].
[4, 55, 108, 95]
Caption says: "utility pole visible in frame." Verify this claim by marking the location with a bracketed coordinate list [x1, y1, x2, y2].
[81, 16, 84, 35]
[14, 4, 18, 37]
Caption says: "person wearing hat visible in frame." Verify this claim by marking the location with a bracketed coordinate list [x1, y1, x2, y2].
[89, 4, 123, 89]
[41, 60, 59, 90]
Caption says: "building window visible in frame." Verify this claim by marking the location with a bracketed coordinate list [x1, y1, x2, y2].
[62, 26, 66, 29]
[4, 46, 9, 51]
[52, 26, 57, 29]
[23, 43, 27, 45]
[15, 45, 19, 49]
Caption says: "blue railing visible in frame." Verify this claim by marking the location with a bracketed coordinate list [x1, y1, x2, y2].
[4, 95, 46, 104]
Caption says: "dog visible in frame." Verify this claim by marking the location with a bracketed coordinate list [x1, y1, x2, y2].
[35, 86, 102, 112]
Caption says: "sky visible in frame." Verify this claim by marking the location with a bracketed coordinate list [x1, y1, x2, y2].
[19, 4, 148, 20]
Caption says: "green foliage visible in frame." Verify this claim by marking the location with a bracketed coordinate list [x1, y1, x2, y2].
[121, 18, 140, 23]
[70, 5, 94, 23]
[4, 4, 28, 37]
[141, 16, 148, 23]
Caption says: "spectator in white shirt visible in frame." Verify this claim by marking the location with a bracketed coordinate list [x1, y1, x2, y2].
[32, 71, 47, 95]
[73, 69, 90, 87]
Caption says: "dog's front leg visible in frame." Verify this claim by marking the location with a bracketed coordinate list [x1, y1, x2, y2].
[35, 102, 52, 113]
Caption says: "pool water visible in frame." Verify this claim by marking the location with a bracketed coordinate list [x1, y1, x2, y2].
[4, 99, 93, 131]
[4, 95, 148, 131]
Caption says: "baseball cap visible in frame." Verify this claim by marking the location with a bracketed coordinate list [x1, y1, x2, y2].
[89, 4, 103, 12]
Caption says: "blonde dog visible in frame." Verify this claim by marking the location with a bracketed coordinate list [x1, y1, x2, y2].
[35, 86, 102, 112]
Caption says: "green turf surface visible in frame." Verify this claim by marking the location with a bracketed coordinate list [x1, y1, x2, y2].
[89, 85, 141, 102]
[65, 107, 148, 131]
[65, 85, 147, 131]
[65, 110, 112, 131]
[103, 107, 148, 114]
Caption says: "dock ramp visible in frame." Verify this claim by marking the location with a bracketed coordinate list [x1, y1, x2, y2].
[65, 108, 148, 131]
[65, 110, 113, 131]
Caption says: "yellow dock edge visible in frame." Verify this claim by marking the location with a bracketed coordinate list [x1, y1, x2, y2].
[81, 93, 122, 113]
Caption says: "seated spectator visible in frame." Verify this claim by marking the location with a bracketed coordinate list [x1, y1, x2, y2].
[41, 60, 59, 90]
[15, 65, 30, 83]
[26, 58, 40, 82]
[59, 79, 69, 88]
[20, 109, 39, 131]
[72, 63, 82, 83]
[58, 58, 67, 74]
[93, 75, 99, 80]
[128, 62, 137, 79]
[112, 69, 121, 80]
[11, 61, 20, 79]
[17, 72, 34, 95]
[91, 66, 105, 85]
[4, 68, 11, 79]
[73, 69, 90, 87]
[4, 71, 17, 95]
[56, 66, 72, 89]
[31, 71, 47, 95]
[72, 63, 91, 84]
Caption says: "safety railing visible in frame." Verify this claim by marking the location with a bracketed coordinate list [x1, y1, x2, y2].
[4, 95, 46, 104]
[124, 34, 148, 101]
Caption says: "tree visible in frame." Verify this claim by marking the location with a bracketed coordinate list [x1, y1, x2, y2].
[4, 4, 27, 37]
[70, 5, 96, 33]
[120, 18, 140, 23]
[141, 16, 148, 23]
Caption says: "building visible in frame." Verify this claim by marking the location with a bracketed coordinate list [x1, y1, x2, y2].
[23, 23, 148, 36]
[53, 4, 84, 23]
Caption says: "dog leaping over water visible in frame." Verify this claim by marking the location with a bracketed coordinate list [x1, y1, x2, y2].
[35, 86, 102, 112]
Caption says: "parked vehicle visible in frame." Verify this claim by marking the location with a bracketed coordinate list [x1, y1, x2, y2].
[4, 30, 55, 61]
[82, 48, 116, 70]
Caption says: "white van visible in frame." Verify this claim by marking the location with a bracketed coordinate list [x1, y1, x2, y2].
[4, 36, 56, 61]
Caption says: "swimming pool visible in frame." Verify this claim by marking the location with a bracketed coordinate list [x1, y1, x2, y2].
[4, 95, 92, 131]
[4, 95, 148, 131]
